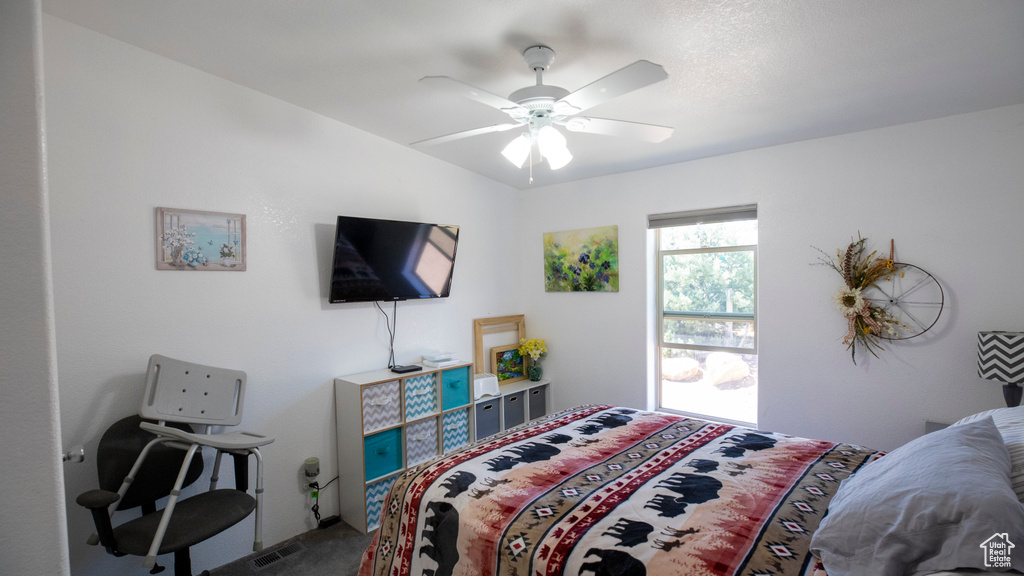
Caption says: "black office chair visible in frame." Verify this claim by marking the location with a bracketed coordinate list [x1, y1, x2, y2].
[77, 355, 273, 576]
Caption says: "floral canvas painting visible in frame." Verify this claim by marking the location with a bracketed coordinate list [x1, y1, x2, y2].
[156, 207, 246, 271]
[543, 225, 619, 292]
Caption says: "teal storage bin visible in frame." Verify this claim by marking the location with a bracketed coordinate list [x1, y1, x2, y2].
[441, 366, 470, 411]
[363, 428, 402, 481]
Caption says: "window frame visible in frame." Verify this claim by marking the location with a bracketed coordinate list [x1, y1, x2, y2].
[651, 207, 757, 425]
[657, 242, 757, 356]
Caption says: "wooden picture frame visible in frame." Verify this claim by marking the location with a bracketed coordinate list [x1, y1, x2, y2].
[156, 207, 246, 271]
[473, 315, 526, 378]
[491, 344, 526, 384]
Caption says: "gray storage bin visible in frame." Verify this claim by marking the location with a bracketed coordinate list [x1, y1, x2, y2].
[475, 398, 501, 439]
[503, 392, 525, 429]
[528, 384, 548, 420]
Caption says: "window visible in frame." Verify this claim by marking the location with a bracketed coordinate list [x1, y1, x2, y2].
[650, 206, 757, 426]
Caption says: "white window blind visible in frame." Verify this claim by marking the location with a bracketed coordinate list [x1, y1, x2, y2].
[648, 204, 757, 229]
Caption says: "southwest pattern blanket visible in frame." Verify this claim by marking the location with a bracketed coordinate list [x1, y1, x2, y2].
[359, 405, 880, 576]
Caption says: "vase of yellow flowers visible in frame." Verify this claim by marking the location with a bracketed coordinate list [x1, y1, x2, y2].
[519, 338, 547, 381]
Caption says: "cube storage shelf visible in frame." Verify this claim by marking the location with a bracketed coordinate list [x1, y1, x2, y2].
[335, 362, 473, 533]
[474, 379, 551, 441]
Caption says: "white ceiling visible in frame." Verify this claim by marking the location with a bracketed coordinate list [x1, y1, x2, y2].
[42, 0, 1024, 190]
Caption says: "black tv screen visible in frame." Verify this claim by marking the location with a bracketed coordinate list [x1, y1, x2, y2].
[329, 216, 460, 303]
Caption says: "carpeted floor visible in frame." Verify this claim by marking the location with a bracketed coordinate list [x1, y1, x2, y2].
[208, 521, 374, 576]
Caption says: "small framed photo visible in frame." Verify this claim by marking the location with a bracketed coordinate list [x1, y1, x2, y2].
[491, 344, 526, 384]
[156, 207, 246, 271]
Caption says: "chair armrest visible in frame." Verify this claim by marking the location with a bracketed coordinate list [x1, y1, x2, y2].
[76, 489, 119, 510]
[77, 490, 120, 552]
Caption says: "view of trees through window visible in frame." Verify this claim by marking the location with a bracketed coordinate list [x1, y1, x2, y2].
[657, 218, 757, 425]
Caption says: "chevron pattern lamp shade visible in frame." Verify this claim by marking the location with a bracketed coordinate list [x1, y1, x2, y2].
[978, 331, 1024, 407]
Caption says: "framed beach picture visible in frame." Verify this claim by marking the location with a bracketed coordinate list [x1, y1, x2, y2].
[156, 207, 246, 271]
[491, 344, 527, 384]
[543, 225, 618, 292]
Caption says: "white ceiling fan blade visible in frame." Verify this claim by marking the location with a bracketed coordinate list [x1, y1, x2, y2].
[562, 117, 674, 142]
[411, 123, 524, 147]
[419, 76, 528, 118]
[554, 60, 668, 115]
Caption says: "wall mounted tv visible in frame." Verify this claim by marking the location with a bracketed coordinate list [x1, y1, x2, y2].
[329, 215, 460, 303]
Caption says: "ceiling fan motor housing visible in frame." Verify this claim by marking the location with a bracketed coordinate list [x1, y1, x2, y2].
[523, 45, 556, 71]
[509, 45, 569, 120]
[509, 84, 570, 110]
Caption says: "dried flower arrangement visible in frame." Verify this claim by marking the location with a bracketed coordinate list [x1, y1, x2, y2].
[816, 237, 907, 364]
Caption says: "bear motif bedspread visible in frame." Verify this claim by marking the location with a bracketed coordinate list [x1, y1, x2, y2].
[358, 405, 881, 576]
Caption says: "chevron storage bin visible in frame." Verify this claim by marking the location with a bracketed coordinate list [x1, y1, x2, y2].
[361, 380, 401, 434]
[364, 475, 398, 532]
[404, 373, 438, 420]
[406, 416, 440, 467]
[443, 408, 470, 454]
[335, 361, 474, 533]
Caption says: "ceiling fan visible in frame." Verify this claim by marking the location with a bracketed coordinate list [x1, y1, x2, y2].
[411, 45, 673, 176]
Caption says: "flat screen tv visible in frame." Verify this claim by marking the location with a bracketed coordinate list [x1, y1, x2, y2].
[329, 216, 460, 303]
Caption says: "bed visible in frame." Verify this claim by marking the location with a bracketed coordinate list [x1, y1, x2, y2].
[358, 404, 1024, 576]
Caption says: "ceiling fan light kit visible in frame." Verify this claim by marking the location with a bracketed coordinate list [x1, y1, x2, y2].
[413, 44, 674, 181]
[501, 133, 532, 168]
[537, 125, 572, 169]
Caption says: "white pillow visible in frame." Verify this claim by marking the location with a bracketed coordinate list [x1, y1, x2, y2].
[953, 406, 1024, 500]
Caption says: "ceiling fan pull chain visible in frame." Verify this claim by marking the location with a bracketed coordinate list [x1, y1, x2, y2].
[529, 145, 534, 185]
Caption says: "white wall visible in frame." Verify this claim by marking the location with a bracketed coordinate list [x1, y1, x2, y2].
[0, 2, 71, 575]
[38, 9, 1024, 574]
[43, 16, 520, 575]
[519, 103, 1024, 452]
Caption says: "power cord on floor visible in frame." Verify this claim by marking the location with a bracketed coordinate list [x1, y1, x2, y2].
[309, 476, 340, 528]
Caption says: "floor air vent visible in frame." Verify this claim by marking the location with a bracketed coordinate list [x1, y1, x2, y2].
[248, 541, 307, 571]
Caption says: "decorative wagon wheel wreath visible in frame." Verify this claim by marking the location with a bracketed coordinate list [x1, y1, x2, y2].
[861, 262, 944, 341]
[816, 237, 944, 363]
